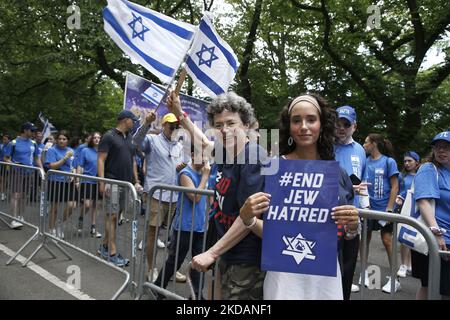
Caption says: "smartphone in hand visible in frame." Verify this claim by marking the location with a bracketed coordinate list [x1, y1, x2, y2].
[349, 174, 362, 186]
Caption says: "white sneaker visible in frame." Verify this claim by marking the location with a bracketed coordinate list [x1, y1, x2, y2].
[358, 271, 370, 287]
[147, 267, 159, 282]
[351, 284, 360, 293]
[157, 238, 165, 249]
[18, 216, 24, 222]
[10, 220, 23, 229]
[175, 271, 187, 283]
[1, 193, 6, 201]
[397, 264, 408, 278]
[138, 240, 143, 250]
[382, 277, 401, 293]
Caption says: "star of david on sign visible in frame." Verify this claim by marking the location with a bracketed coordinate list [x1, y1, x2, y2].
[195, 44, 219, 68]
[128, 12, 149, 41]
[282, 233, 316, 265]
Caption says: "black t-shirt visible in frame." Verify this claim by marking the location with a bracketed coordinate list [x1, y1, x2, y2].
[210, 142, 268, 266]
[98, 128, 135, 183]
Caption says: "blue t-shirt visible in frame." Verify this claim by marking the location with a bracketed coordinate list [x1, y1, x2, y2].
[78, 147, 98, 184]
[366, 155, 399, 211]
[172, 166, 207, 233]
[34, 142, 45, 167]
[398, 172, 415, 200]
[3, 137, 39, 166]
[334, 141, 367, 207]
[414, 163, 450, 244]
[45, 146, 74, 182]
[72, 143, 88, 169]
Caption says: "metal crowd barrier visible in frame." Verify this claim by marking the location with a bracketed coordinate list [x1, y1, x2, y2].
[135, 183, 214, 300]
[22, 169, 139, 300]
[0, 161, 44, 265]
[357, 209, 441, 300]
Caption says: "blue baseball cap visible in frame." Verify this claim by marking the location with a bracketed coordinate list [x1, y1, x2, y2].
[117, 110, 139, 122]
[336, 106, 356, 123]
[404, 151, 420, 162]
[430, 131, 450, 145]
[21, 122, 37, 132]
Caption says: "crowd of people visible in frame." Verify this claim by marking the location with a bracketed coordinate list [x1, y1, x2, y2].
[0, 91, 448, 300]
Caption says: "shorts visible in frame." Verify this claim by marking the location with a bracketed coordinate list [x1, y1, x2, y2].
[47, 180, 77, 202]
[411, 244, 450, 295]
[105, 185, 127, 214]
[148, 198, 176, 227]
[366, 219, 393, 233]
[218, 260, 265, 300]
[79, 183, 101, 200]
[10, 171, 32, 194]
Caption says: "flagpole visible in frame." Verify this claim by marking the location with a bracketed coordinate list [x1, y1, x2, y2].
[174, 68, 187, 94]
[154, 61, 186, 112]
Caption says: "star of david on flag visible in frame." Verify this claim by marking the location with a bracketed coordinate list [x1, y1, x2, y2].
[185, 13, 239, 98]
[103, 0, 196, 84]
[141, 83, 165, 106]
[128, 12, 149, 40]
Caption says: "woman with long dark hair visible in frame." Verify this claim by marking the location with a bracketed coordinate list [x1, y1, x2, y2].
[362, 133, 400, 293]
[239, 93, 358, 299]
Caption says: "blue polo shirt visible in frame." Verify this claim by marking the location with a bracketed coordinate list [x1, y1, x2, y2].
[45, 145, 74, 182]
[3, 137, 39, 166]
[78, 147, 98, 184]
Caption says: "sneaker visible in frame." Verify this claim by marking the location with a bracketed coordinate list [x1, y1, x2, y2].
[108, 253, 129, 267]
[358, 271, 370, 287]
[18, 216, 24, 222]
[10, 220, 23, 229]
[382, 277, 401, 293]
[138, 240, 143, 251]
[97, 244, 109, 259]
[397, 264, 408, 278]
[118, 212, 125, 226]
[147, 267, 159, 282]
[175, 271, 187, 283]
[57, 229, 65, 240]
[1, 193, 5, 201]
[50, 228, 57, 237]
[157, 238, 165, 249]
[351, 284, 360, 293]
[406, 267, 412, 276]
[77, 217, 83, 233]
[90, 227, 102, 238]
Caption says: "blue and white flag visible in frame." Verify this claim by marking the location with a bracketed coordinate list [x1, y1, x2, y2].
[141, 83, 165, 106]
[185, 13, 239, 97]
[38, 112, 57, 140]
[103, 0, 196, 84]
[262, 159, 340, 277]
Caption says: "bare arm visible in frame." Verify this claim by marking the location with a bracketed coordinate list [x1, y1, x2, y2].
[97, 151, 107, 195]
[386, 175, 399, 211]
[417, 198, 447, 251]
[167, 91, 213, 151]
[191, 217, 252, 272]
[179, 163, 210, 203]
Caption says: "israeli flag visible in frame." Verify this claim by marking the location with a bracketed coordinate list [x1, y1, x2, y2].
[38, 112, 57, 140]
[141, 83, 165, 106]
[185, 13, 239, 97]
[103, 0, 196, 84]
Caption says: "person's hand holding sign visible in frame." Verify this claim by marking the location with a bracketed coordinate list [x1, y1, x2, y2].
[239, 192, 271, 226]
[331, 205, 359, 230]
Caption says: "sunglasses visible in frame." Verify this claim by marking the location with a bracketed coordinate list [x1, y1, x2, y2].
[169, 124, 180, 130]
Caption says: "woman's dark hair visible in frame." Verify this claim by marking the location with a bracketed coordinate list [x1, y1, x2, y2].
[279, 93, 336, 160]
[87, 132, 101, 148]
[402, 152, 420, 174]
[367, 133, 395, 158]
[56, 130, 70, 142]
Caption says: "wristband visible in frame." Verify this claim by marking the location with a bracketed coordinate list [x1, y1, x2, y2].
[242, 217, 257, 229]
[178, 111, 188, 122]
[430, 226, 446, 236]
[386, 209, 393, 213]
